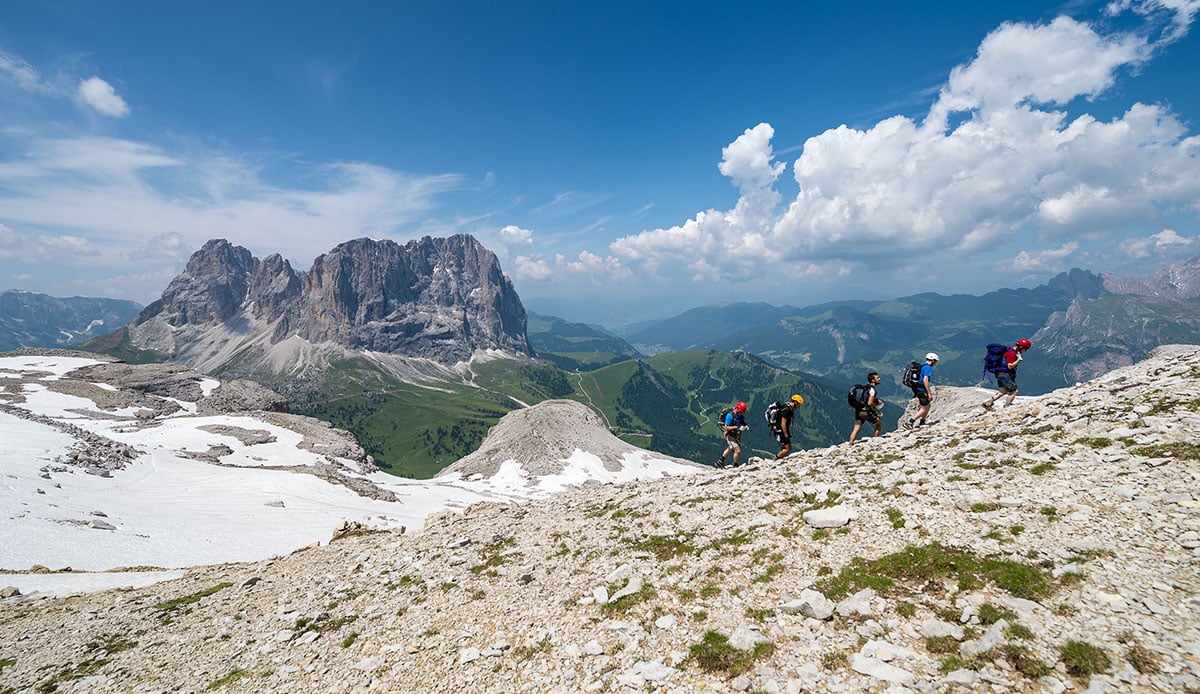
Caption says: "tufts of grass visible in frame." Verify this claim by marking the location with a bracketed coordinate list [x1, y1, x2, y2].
[969, 502, 1002, 513]
[340, 632, 358, 648]
[1129, 441, 1200, 460]
[977, 602, 1016, 625]
[896, 601, 916, 618]
[1073, 437, 1112, 449]
[1028, 463, 1055, 475]
[814, 543, 1056, 601]
[885, 507, 905, 529]
[154, 582, 233, 612]
[821, 650, 849, 671]
[1001, 644, 1051, 678]
[686, 630, 774, 676]
[924, 635, 959, 654]
[205, 668, 249, 690]
[1060, 640, 1112, 676]
[631, 534, 698, 560]
[1125, 643, 1161, 674]
[600, 582, 656, 616]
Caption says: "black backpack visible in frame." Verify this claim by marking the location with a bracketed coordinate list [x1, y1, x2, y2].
[716, 407, 733, 432]
[901, 361, 923, 388]
[847, 384, 871, 409]
[765, 401, 787, 428]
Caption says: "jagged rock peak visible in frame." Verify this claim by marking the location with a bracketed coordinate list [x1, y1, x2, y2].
[293, 235, 531, 360]
[1104, 255, 1200, 299]
[127, 235, 531, 365]
[1044, 267, 1105, 300]
[135, 239, 262, 327]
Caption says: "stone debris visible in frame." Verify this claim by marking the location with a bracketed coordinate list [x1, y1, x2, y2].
[1, 344, 1200, 692]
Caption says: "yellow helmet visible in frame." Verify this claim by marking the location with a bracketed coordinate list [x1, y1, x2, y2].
[790, 394, 804, 406]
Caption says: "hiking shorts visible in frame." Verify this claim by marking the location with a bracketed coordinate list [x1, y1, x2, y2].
[995, 371, 1017, 393]
[855, 408, 881, 424]
[723, 433, 742, 451]
[911, 387, 930, 406]
[774, 429, 790, 445]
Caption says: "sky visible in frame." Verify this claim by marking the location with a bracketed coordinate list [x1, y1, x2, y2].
[1, 1, 1199, 326]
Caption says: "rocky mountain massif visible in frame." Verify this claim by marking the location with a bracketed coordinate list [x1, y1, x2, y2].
[102, 234, 531, 376]
[0, 290, 141, 352]
[3, 345, 1197, 692]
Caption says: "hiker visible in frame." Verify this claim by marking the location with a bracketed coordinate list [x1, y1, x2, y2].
[715, 401, 748, 469]
[904, 353, 938, 429]
[768, 394, 804, 459]
[983, 338, 1032, 409]
[849, 372, 883, 442]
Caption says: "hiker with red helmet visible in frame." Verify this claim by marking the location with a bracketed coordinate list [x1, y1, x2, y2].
[983, 339, 1032, 409]
[715, 401, 749, 469]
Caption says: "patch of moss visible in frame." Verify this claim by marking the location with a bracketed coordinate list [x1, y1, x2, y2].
[1060, 640, 1112, 676]
[686, 631, 774, 676]
[814, 543, 1056, 601]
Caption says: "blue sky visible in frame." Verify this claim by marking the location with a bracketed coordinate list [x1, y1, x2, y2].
[1, 1, 1199, 326]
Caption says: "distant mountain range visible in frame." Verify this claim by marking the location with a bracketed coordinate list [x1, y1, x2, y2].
[11, 238, 1200, 476]
[614, 262, 1200, 397]
[0, 290, 141, 351]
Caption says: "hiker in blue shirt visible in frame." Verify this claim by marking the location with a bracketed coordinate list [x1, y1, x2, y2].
[715, 401, 748, 468]
[904, 353, 938, 429]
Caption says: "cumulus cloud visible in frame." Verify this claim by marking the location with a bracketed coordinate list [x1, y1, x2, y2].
[1121, 228, 1195, 258]
[512, 254, 552, 281]
[77, 76, 130, 117]
[1007, 242, 1081, 271]
[603, 3, 1200, 288]
[500, 225, 534, 246]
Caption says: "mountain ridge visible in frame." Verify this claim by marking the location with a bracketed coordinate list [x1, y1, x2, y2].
[2, 345, 1197, 691]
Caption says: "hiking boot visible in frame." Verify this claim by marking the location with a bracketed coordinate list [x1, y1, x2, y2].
[714, 459, 727, 469]
[982, 400, 994, 409]
[902, 419, 915, 430]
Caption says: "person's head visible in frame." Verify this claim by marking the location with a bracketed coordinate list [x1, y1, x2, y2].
[790, 394, 804, 408]
[1016, 338, 1032, 352]
[734, 402, 748, 414]
[925, 352, 940, 364]
[867, 372, 880, 385]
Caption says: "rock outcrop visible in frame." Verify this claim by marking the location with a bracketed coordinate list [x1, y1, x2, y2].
[2, 345, 1198, 692]
[124, 235, 532, 369]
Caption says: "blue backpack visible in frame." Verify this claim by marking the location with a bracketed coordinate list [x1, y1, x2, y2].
[983, 344, 1011, 374]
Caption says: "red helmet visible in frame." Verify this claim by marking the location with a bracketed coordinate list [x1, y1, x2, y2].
[735, 402, 748, 413]
[1016, 338, 1032, 349]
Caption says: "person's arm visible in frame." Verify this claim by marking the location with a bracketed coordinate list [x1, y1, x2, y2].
[1006, 350, 1021, 369]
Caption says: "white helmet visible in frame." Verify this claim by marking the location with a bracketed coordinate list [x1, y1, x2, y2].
[925, 352, 940, 362]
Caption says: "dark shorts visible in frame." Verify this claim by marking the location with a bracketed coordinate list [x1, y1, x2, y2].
[774, 429, 790, 445]
[911, 387, 930, 406]
[855, 408, 881, 424]
[995, 371, 1017, 393]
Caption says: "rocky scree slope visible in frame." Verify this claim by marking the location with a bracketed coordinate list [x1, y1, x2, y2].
[2, 346, 1199, 693]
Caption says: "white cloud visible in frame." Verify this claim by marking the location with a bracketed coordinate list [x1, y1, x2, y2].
[1121, 227, 1195, 258]
[0, 50, 52, 94]
[0, 222, 15, 260]
[512, 254, 552, 281]
[77, 76, 130, 117]
[0, 134, 467, 295]
[500, 225, 533, 246]
[601, 5, 1200, 288]
[1007, 242, 1081, 271]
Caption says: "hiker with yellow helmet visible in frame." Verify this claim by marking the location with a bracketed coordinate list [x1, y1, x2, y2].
[766, 394, 805, 459]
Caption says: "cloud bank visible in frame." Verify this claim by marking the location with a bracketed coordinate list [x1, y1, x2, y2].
[514, 1, 1200, 297]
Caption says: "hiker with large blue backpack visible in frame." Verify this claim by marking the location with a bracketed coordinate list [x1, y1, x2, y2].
[981, 338, 1032, 409]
